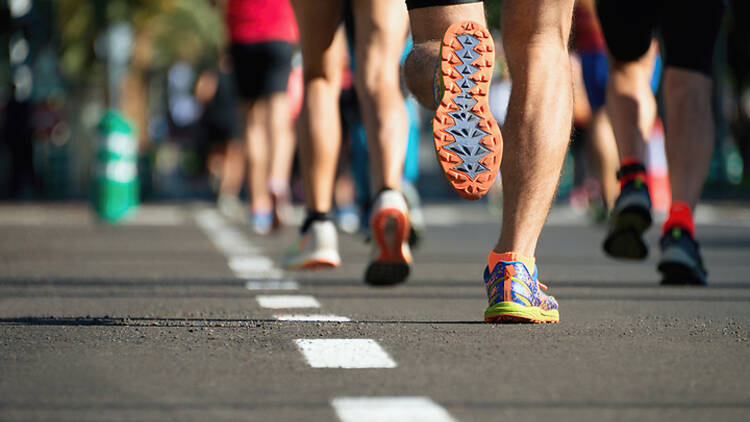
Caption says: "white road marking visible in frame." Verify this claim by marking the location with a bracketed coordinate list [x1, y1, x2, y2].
[294, 339, 396, 368]
[331, 396, 456, 422]
[275, 314, 350, 322]
[236, 268, 284, 279]
[193, 208, 285, 280]
[120, 206, 186, 226]
[257, 295, 320, 309]
[245, 280, 299, 290]
[228, 256, 275, 272]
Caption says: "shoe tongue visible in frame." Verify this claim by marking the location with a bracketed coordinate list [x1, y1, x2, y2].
[488, 251, 535, 273]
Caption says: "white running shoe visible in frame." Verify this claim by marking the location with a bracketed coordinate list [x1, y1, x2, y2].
[217, 194, 246, 222]
[365, 190, 412, 285]
[283, 220, 341, 269]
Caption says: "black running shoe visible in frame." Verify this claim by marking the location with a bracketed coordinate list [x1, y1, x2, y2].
[603, 178, 653, 260]
[658, 227, 707, 285]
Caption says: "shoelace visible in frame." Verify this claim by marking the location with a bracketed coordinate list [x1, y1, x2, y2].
[538, 282, 549, 290]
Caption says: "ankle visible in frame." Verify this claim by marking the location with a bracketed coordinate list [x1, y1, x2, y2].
[617, 158, 647, 190]
[663, 201, 695, 237]
[488, 251, 535, 273]
[301, 210, 330, 234]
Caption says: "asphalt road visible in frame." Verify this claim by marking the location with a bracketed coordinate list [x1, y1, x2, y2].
[1, 202, 749, 422]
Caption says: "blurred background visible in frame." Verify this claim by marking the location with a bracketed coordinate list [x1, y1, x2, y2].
[0, 0, 747, 213]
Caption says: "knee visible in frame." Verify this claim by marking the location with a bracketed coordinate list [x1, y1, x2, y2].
[354, 51, 400, 100]
[403, 41, 441, 109]
[663, 69, 711, 107]
[501, 2, 573, 65]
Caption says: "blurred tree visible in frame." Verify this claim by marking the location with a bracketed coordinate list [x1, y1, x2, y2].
[57, 0, 224, 81]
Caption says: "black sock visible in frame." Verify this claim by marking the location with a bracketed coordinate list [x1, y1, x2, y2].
[300, 210, 329, 234]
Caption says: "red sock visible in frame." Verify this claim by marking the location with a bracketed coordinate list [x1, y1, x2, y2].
[618, 157, 647, 190]
[662, 201, 695, 237]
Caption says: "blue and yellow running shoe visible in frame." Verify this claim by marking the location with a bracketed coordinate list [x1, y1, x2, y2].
[483, 253, 559, 323]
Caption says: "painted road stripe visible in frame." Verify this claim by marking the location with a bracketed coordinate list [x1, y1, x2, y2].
[332, 396, 456, 422]
[257, 295, 320, 309]
[294, 339, 396, 368]
[193, 208, 285, 280]
[228, 256, 275, 273]
[245, 280, 299, 290]
[275, 314, 350, 322]
[235, 268, 284, 279]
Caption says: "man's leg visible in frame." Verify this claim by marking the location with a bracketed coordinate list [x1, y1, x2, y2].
[352, 0, 413, 285]
[656, 0, 725, 285]
[218, 139, 246, 199]
[284, 0, 345, 269]
[404, 2, 486, 109]
[351, 0, 409, 192]
[605, 44, 659, 163]
[290, 0, 345, 214]
[404, 0, 574, 322]
[587, 109, 620, 210]
[597, 0, 659, 259]
[243, 101, 272, 216]
[662, 69, 713, 209]
[405, 1, 502, 199]
[216, 138, 247, 222]
[267, 91, 295, 189]
[493, 0, 575, 256]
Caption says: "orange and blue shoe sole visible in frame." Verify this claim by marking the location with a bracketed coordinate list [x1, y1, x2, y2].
[433, 21, 503, 201]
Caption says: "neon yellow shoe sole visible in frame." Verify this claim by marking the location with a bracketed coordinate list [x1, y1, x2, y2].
[484, 301, 560, 324]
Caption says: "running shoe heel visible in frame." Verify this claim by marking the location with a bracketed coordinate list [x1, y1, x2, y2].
[283, 220, 341, 270]
[365, 191, 412, 286]
[603, 207, 652, 260]
[658, 227, 707, 285]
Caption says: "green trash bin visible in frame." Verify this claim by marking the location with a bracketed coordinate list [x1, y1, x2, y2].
[92, 111, 139, 222]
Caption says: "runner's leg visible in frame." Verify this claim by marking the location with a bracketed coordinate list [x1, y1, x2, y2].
[493, 0, 575, 256]
[351, 0, 409, 191]
[290, 0, 346, 213]
[404, 2, 485, 109]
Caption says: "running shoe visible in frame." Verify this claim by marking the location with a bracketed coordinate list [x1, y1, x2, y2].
[483, 254, 559, 323]
[217, 194, 246, 222]
[251, 210, 274, 235]
[283, 220, 341, 269]
[433, 21, 503, 201]
[270, 187, 293, 228]
[401, 181, 425, 248]
[658, 227, 708, 285]
[365, 189, 412, 286]
[337, 204, 361, 234]
[603, 178, 653, 259]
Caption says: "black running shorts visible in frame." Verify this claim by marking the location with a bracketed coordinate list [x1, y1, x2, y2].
[597, 0, 726, 76]
[406, 0, 482, 11]
[230, 41, 295, 101]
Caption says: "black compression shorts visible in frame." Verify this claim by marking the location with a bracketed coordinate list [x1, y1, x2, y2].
[597, 0, 726, 76]
[406, 0, 482, 11]
[230, 41, 295, 101]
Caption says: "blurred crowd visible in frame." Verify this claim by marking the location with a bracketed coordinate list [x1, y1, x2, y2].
[0, 0, 749, 227]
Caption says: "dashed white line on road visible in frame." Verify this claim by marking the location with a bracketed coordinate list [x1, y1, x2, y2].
[257, 295, 320, 309]
[245, 280, 299, 290]
[193, 208, 285, 280]
[295, 339, 396, 368]
[331, 396, 456, 422]
[275, 314, 350, 322]
[228, 256, 275, 275]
